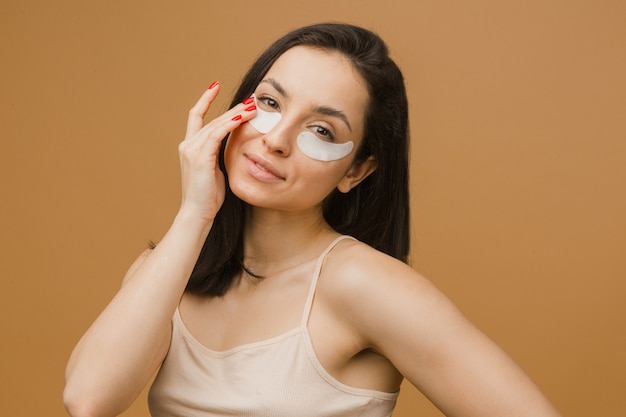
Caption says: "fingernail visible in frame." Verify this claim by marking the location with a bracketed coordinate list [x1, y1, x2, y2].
[209, 81, 219, 89]
[231, 115, 242, 121]
[242, 97, 254, 105]
[245, 105, 256, 112]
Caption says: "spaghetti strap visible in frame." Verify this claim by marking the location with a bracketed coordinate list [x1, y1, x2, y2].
[301, 235, 356, 327]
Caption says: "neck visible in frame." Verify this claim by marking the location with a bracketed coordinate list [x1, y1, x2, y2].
[242, 206, 337, 275]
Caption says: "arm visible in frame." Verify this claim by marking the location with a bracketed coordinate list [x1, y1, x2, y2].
[63, 84, 257, 417]
[345, 248, 562, 417]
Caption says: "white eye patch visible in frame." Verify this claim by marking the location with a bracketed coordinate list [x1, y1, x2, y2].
[248, 97, 281, 134]
[297, 132, 354, 162]
[247, 95, 354, 162]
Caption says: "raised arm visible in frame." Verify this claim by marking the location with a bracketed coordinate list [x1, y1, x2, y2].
[63, 84, 257, 417]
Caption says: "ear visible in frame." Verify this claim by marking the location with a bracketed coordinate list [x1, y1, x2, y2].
[337, 156, 377, 193]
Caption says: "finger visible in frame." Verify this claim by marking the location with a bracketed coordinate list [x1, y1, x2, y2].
[197, 100, 257, 140]
[185, 81, 220, 140]
[190, 102, 258, 156]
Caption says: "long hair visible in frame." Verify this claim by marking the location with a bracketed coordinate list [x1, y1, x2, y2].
[186, 23, 410, 296]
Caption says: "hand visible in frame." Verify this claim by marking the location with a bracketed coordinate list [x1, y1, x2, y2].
[177, 82, 256, 224]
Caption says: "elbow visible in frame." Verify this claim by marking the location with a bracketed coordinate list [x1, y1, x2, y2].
[63, 378, 131, 417]
[63, 397, 94, 417]
[63, 388, 92, 417]
[63, 383, 107, 417]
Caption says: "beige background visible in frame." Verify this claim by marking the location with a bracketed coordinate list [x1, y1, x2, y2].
[1, 1, 625, 416]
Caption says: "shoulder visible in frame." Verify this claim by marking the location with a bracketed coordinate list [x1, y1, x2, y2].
[321, 238, 416, 289]
[318, 238, 441, 340]
[321, 237, 433, 299]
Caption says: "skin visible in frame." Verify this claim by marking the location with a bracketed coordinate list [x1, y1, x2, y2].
[63, 46, 562, 417]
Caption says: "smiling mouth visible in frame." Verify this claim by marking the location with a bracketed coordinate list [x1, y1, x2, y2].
[245, 157, 284, 182]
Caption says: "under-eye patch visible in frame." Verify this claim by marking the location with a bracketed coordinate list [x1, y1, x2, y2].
[248, 96, 281, 134]
[296, 132, 354, 162]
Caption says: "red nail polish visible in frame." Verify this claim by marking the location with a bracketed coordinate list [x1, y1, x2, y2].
[245, 105, 256, 112]
[209, 81, 219, 89]
[242, 97, 254, 105]
[231, 115, 242, 121]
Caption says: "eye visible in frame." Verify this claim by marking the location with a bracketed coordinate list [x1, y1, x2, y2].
[257, 95, 280, 111]
[313, 125, 335, 141]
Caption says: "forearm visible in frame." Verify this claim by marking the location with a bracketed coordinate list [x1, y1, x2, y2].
[64, 210, 212, 417]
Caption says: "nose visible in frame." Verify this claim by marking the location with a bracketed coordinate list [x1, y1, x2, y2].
[261, 120, 294, 156]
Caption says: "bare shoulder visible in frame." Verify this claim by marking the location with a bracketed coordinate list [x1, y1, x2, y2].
[318, 238, 470, 357]
[322, 239, 435, 300]
[319, 239, 442, 333]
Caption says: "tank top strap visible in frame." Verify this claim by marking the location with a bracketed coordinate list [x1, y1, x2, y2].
[301, 235, 356, 327]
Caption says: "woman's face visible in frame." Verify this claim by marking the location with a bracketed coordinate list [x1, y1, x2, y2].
[225, 45, 371, 212]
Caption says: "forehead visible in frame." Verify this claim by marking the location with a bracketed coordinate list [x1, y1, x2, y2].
[261, 46, 369, 128]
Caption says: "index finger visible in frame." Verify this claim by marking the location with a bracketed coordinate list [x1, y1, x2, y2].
[185, 81, 220, 140]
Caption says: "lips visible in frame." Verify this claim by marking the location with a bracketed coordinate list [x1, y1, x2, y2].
[244, 154, 285, 182]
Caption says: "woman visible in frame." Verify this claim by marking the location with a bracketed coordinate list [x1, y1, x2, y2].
[64, 23, 561, 417]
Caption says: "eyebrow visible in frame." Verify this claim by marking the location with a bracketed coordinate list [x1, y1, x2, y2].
[313, 105, 352, 132]
[260, 78, 288, 98]
[259, 77, 353, 132]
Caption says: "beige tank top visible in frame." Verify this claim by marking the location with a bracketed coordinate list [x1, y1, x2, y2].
[148, 235, 399, 417]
